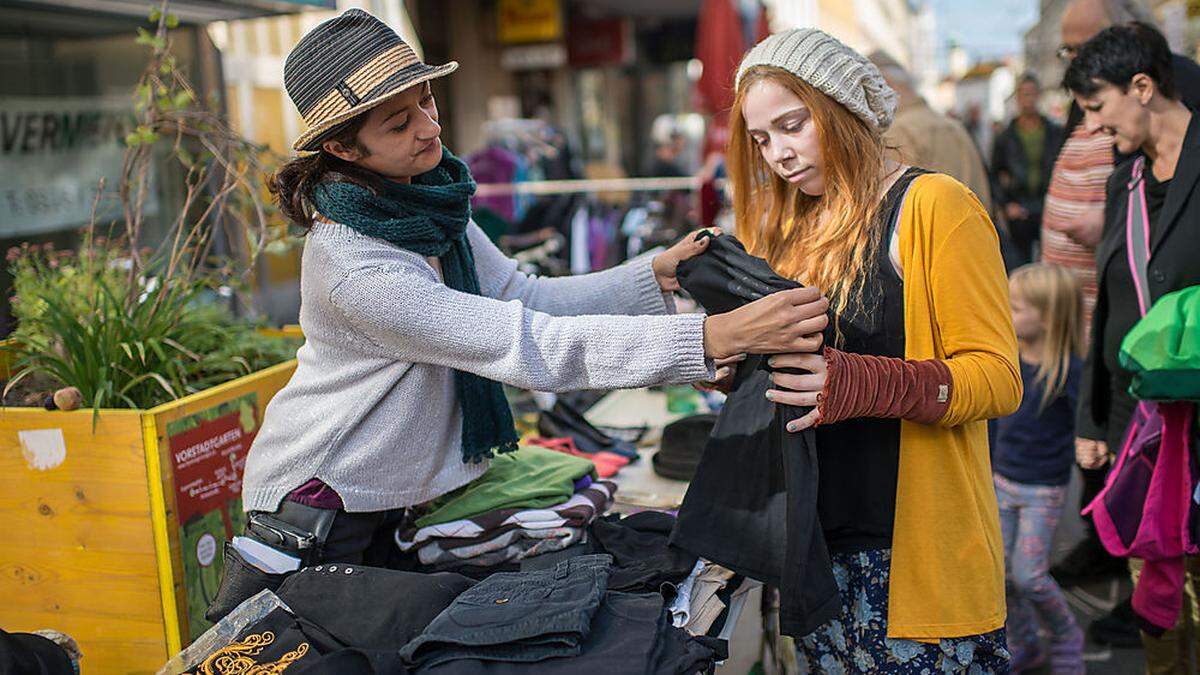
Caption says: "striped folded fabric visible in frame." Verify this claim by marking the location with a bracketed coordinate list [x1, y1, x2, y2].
[396, 481, 616, 551]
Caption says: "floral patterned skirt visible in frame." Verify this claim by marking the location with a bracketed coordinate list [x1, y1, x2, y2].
[795, 549, 1011, 674]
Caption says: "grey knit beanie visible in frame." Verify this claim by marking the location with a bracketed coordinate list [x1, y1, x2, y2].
[736, 28, 898, 133]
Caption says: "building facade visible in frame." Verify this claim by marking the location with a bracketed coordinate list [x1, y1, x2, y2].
[0, 0, 320, 331]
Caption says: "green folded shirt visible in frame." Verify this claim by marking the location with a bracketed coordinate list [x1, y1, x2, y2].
[415, 445, 596, 527]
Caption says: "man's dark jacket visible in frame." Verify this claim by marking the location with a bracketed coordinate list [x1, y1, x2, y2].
[990, 114, 1065, 258]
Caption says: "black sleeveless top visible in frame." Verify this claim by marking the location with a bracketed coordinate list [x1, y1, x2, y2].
[816, 167, 928, 554]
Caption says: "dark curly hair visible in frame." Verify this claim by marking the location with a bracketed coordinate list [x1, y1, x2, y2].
[268, 114, 386, 229]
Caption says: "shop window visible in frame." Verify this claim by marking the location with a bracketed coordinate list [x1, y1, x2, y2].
[0, 24, 202, 331]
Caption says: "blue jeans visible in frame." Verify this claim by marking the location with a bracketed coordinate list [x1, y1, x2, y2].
[994, 474, 1081, 653]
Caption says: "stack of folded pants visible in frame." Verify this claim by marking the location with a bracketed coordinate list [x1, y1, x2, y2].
[399, 555, 611, 668]
[400, 554, 726, 674]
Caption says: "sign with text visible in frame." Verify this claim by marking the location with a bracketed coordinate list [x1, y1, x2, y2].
[0, 97, 158, 238]
[497, 0, 562, 44]
[501, 43, 568, 70]
[567, 17, 632, 68]
[167, 393, 259, 641]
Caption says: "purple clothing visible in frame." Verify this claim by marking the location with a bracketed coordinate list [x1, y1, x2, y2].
[1086, 401, 1198, 635]
[286, 477, 345, 510]
[574, 475, 593, 492]
[467, 146, 520, 221]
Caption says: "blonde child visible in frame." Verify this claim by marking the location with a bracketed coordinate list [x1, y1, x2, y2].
[995, 263, 1086, 673]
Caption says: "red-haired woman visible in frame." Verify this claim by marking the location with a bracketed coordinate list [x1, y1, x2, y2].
[721, 29, 1022, 672]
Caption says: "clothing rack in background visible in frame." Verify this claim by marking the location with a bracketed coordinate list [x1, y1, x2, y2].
[474, 176, 702, 197]
[475, 177, 705, 276]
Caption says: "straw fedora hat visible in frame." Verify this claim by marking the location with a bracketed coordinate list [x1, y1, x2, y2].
[284, 9, 457, 152]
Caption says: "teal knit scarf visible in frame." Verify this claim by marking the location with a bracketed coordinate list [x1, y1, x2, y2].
[312, 149, 519, 464]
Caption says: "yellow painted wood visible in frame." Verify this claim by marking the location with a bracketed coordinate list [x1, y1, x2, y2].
[145, 358, 297, 643]
[1, 354, 298, 671]
[0, 408, 169, 673]
[142, 411, 183, 658]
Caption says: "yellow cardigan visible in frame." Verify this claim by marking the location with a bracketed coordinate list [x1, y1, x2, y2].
[887, 173, 1022, 639]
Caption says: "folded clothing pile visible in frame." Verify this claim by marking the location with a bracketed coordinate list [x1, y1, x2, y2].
[181, 554, 727, 675]
[398, 446, 613, 572]
[406, 555, 727, 674]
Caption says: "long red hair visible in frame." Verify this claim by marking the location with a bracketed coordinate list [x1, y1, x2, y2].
[728, 66, 888, 319]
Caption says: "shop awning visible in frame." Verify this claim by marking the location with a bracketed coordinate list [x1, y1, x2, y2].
[4, 0, 332, 25]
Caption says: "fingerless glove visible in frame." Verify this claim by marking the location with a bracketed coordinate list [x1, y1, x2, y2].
[817, 347, 953, 426]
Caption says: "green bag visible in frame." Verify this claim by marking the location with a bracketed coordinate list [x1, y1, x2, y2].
[1119, 285, 1200, 401]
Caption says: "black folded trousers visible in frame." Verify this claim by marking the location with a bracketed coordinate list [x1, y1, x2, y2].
[398, 554, 612, 669]
[670, 233, 840, 638]
[275, 563, 475, 651]
[419, 591, 727, 675]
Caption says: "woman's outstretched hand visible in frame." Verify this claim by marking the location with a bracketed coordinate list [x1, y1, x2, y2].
[652, 228, 721, 292]
[703, 288, 829, 360]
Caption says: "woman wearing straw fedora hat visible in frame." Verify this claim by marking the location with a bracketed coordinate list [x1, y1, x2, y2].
[204, 9, 830, 620]
[704, 28, 1022, 671]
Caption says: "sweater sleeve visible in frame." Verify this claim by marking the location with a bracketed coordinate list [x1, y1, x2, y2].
[929, 208, 1024, 427]
[328, 261, 711, 393]
[467, 223, 673, 317]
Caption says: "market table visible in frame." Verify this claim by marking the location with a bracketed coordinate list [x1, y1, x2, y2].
[584, 387, 700, 511]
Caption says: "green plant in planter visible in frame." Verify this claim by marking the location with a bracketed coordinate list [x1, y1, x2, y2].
[3, 239, 300, 412]
[2, 3, 302, 415]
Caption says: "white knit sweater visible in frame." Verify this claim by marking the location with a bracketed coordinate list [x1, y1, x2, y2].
[241, 221, 711, 513]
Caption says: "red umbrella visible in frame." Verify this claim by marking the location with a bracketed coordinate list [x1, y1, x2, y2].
[694, 0, 768, 226]
[695, 0, 769, 116]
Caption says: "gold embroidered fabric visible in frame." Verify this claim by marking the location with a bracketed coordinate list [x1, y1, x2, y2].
[187, 631, 311, 675]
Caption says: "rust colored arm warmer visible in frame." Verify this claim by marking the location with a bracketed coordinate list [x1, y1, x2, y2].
[817, 347, 953, 426]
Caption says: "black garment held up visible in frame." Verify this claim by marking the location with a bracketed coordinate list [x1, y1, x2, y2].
[669, 232, 841, 638]
[670, 168, 926, 638]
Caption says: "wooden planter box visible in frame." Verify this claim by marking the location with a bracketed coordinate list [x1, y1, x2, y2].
[0, 330, 300, 673]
